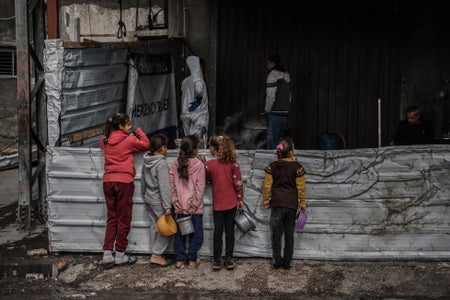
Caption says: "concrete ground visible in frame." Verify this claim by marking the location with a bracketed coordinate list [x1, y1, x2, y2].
[1, 167, 450, 299]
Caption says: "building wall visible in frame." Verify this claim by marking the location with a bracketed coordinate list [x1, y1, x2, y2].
[0, 0, 15, 46]
[400, 0, 450, 138]
[55, 0, 448, 146]
[0, 78, 17, 155]
[57, 0, 216, 137]
[59, 0, 168, 43]
[2, 0, 449, 156]
[0, 0, 17, 155]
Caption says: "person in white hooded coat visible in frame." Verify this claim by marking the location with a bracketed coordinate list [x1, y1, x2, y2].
[180, 56, 209, 148]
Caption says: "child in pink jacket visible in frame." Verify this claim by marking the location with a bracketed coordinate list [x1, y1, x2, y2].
[169, 135, 206, 269]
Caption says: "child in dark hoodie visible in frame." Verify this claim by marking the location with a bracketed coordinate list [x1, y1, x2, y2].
[142, 134, 174, 267]
[261, 137, 306, 270]
[99, 113, 149, 269]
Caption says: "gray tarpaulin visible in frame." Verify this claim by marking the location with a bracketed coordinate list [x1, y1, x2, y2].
[46, 145, 450, 259]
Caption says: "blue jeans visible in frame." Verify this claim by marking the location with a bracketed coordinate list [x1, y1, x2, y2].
[174, 214, 204, 262]
[267, 114, 287, 150]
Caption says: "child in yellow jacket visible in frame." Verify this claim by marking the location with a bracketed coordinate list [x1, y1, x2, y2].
[262, 137, 306, 270]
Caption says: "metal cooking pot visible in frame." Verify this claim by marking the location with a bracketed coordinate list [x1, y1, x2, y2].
[176, 215, 195, 235]
[234, 210, 256, 234]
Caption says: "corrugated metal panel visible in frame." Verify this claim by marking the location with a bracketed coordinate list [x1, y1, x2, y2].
[216, 0, 401, 149]
[44, 40, 128, 147]
[46, 145, 450, 259]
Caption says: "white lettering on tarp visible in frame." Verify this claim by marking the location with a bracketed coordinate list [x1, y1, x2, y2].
[132, 98, 170, 118]
[132, 54, 171, 75]
[137, 58, 169, 74]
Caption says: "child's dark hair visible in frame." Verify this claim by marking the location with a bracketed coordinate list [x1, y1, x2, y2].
[276, 137, 294, 158]
[209, 135, 237, 163]
[177, 135, 199, 180]
[103, 113, 130, 144]
[149, 134, 168, 155]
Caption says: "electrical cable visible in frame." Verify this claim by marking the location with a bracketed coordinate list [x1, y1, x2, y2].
[0, 16, 15, 21]
[0, 140, 18, 153]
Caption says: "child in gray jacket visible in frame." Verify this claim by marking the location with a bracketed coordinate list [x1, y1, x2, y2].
[142, 134, 174, 267]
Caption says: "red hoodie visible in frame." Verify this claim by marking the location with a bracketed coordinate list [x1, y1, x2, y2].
[99, 128, 150, 183]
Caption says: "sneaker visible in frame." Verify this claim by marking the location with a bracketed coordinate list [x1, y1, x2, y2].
[114, 252, 137, 266]
[225, 258, 236, 270]
[102, 250, 114, 270]
[212, 260, 223, 271]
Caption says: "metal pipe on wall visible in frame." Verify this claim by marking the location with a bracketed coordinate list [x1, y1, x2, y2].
[378, 98, 382, 147]
[74, 17, 80, 42]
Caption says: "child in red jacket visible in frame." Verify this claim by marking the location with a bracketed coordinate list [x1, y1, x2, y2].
[99, 113, 150, 269]
[206, 135, 244, 270]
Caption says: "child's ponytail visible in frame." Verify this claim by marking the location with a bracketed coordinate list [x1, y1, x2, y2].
[177, 135, 199, 180]
[276, 137, 294, 159]
[103, 113, 130, 144]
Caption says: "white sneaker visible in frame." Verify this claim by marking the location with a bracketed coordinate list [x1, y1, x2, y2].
[114, 252, 137, 266]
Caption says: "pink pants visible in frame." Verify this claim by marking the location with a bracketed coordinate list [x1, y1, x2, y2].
[102, 181, 134, 252]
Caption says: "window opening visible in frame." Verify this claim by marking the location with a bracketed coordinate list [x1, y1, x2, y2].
[0, 49, 16, 76]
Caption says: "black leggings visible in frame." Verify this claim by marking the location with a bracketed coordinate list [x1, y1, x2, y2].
[213, 207, 237, 261]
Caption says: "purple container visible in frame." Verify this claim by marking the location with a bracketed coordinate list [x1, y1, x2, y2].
[295, 211, 307, 231]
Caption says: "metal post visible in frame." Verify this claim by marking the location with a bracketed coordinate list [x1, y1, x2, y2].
[74, 18, 81, 42]
[47, 0, 59, 39]
[33, 0, 48, 221]
[15, 0, 32, 230]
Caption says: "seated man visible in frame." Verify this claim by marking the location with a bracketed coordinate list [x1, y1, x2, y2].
[394, 105, 434, 145]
